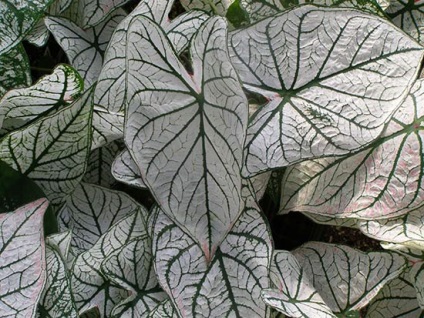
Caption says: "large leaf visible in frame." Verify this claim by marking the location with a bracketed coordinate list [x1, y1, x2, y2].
[125, 16, 248, 258]
[71, 209, 147, 316]
[153, 187, 272, 317]
[0, 44, 31, 99]
[0, 87, 93, 207]
[58, 182, 143, 254]
[111, 149, 147, 189]
[280, 79, 424, 219]
[0, 64, 83, 135]
[293, 242, 407, 314]
[228, 5, 424, 176]
[261, 250, 336, 318]
[366, 267, 423, 318]
[0, 199, 48, 317]
[101, 237, 167, 317]
[45, 9, 126, 87]
[0, 0, 53, 54]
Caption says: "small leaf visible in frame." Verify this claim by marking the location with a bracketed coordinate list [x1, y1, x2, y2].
[229, 5, 424, 176]
[0, 87, 94, 207]
[0, 199, 48, 317]
[293, 242, 407, 314]
[261, 250, 336, 318]
[0, 64, 83, 135]
[111, 149, 147, 189]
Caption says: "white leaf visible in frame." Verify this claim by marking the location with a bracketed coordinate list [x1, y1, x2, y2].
[0, 199, 48, 318]
[147, 299, 178, 318]
[125, 16, 248, 258]
[153, 187, 272, 317]
[261, 250, 336, 318]
[228, 5, 424, 176]
[250, 171, 271, 200]
[411, 261, 424, 309]
[111, 149, 147, 189]
[293, 242, 407, 313]
[0, 87, 93, 207]
[91, 110, 124, 150]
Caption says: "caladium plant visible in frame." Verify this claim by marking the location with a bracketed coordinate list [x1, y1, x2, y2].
[2, 0, 424, 317]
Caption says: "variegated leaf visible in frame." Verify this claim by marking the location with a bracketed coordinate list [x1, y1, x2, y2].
[0, 87, 93, 207]
[83, 140, 123, 187]
[45, 230, 72, 260]
[0, 64, 83, 135]
[411, 261, 424, 309]
[111, 149, 147, 189]
[261, 250, 336, 318]
[153, 187, 272, 317]
[250, 171, 271, 200]
[280, 79, 424, 219]
[0, 0, 53, 54]
[91, 110, 124, 149]
[293, 242, 407, 314]
[386, 0, 424, 45]
[0, 44, 31, 99]
[366, 267, 423, 318]
[125, 16, 247, 258]
[58, 182, 143, 254]
[147, 300, 178, 318]
[45, 9, 126, 86]
[382, 242, 424, 260]
[101, 237, 167, 317]
[71, 209, 147, 316]
[229, 5, 424, 176]
[0, 199, 48, 317]
[181, 0, 234, 15]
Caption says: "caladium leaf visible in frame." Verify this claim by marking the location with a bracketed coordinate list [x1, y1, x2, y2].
[83, 140, 123, 187]
[280, 79, 424, 219]
[411, 262, 424, 309]
[125, 16, 248, 258]
[0, 0, 53, 54]
[250, 171, 271, 200]
[147, 300, 178, 318]
[37, 243, 78, 318]
[112, 149, 147, 189]
[0, 44, 31, 99]
[45, 9, 126, 87]
[0, 87, 93, 207]
[71, 209, 148, 316]
[239, 0, 284, 22]
[293, 242, 407, 314]
[181, 0, 235, 15]
[0, 199, 48, 317]
[91, 110, 124, 149]
[45, 230, 73, 260]
[366, 267, 423, 318]
[382, 242, 424, 260]
[101, 237, 167, 317]
[229, 5, 424, 176]
[261, 250, 336, 318]
[0, 64, 83, 135]
[386, 0, 424, 45]
[153, 186, 272, 317]
[58, 182, 143, 254]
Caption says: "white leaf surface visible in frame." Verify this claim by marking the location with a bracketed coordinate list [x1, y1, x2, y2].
[125, 16, 247, 258]
[58, 182, 143, 254]
[293, 242, 407, 314]
[261, 250, 336, 318]
[71, 209, 147, 316]
[229, 5, 424, 176]
[153, 187, 272, 317]
[102, 237, 167, 317]
[411, 262, 424, 309]
[91, 110, 124, 150]
[239, 0, 284, 22]
[0, 87, 93, 207]
[280, 79, 424, 219]
[147, 300, 178, 318]
[0, 64, 83, 135]
[250, 171, 271, 200]
[45, 10, 126, 87]
[0, 199, 48, 318]
[112, 149, 147, 189]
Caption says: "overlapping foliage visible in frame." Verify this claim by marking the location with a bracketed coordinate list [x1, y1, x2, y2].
[1, 0, 424, 317]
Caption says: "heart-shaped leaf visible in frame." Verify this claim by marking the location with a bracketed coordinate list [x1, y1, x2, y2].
[261, 250, 336, 318]
[58, 182, 144, 254]
[0, 87, 93, 207]
[101, 237, 167, 317]
[280, 79, 424, 219]
[153, 186, 272, 317]
[111, 149, 147, 189]
[71, 209, 147, 316]
[45, 9, 126, 87]
[0, 64, 83, 135]
[125, 16, 248, 258]
[0, 199, 48, 317]
[293, 242, 407, 314]
[229, 5, 424, 176]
